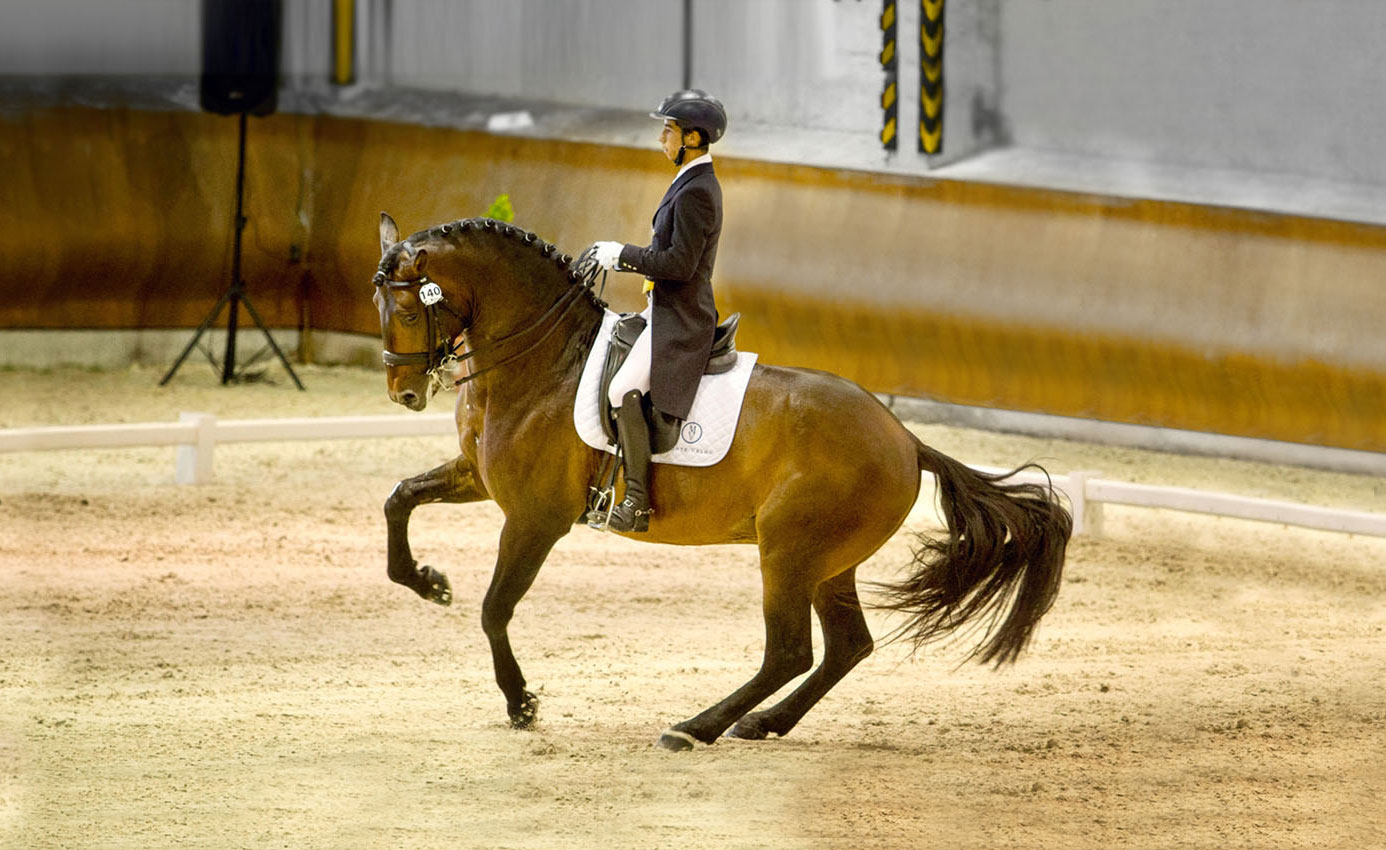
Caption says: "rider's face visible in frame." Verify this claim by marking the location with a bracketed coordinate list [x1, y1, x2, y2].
[659, 120, 686, 163]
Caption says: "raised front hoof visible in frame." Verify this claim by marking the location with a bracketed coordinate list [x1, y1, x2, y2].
[725, 714, 774, 741]
[654, 729, 700, 752]
[508, 691, 539, 729]
[418, 565, 452, 606]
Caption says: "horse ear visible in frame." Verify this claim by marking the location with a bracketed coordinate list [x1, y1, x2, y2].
[379, 212, 400, 256]
[396, 246, 428, 279]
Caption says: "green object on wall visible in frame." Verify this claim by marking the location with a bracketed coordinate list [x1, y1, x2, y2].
[486, 193, 515, 223]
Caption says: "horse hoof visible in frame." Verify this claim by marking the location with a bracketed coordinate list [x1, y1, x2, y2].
[655, 729, 698, 752]
[419, 565, 452, 606]
[725, 715, 770, 740]
[508, 691, 539, 729]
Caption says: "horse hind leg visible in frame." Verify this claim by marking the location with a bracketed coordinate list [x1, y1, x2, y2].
[657, 458, 912, 750]
[385, 454, 488, 605]
[726, 567, 873, 741]
[656, 561, 816, 751]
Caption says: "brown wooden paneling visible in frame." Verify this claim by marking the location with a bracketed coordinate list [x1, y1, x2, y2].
[3, 106, 1384, 451]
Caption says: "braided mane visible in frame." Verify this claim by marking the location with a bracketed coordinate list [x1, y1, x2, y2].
[379, 217, 606, 310]
[416, 217, 571, 267]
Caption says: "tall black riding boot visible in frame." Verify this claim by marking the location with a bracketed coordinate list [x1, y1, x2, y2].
[608, 389, 653, 533]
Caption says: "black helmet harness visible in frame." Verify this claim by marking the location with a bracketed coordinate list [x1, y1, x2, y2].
[672, 133, 701, 166]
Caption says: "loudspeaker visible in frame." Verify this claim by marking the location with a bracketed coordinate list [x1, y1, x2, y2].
[200, 0, 282, 116]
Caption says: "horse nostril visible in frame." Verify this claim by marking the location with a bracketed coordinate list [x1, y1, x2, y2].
[400, 390, 419, 405]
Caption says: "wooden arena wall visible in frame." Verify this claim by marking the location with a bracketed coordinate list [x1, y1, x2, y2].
[2, 106, 1384, 453]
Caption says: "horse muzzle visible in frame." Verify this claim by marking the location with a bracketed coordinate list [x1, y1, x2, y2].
[388, 380, 431, 411]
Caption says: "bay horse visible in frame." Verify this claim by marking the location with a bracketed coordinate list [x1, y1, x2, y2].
[372, 212, 1071, 750]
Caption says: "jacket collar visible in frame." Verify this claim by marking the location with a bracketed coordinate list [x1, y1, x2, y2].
[670, 151, 713, 186]
[656, 153, 714, 215]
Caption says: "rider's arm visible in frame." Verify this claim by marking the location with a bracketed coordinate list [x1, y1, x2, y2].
[617, 186, 716, 283]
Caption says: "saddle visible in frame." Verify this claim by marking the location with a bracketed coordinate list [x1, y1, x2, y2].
[598, 312, 740, 453]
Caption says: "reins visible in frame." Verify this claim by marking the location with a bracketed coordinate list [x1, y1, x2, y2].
[375, 244, 606, 392]
[448, 285, 588, 387]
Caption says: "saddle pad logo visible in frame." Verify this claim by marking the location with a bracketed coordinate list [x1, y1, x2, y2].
[681, 422, 703, 444]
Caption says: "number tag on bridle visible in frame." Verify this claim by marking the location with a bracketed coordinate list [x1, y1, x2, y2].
[419, 282, 444, 306]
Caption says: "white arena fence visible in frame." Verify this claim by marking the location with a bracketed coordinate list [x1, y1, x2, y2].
[2, 413, 1384, 540]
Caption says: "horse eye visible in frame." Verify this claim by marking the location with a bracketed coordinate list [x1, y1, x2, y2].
[398, 312, 421, 326]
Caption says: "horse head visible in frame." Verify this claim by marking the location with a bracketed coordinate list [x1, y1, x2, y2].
[373, 211, 601, 411]
[374, 212, 472, 410]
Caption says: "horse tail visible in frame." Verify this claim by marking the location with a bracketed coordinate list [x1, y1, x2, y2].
[874, 438, 1073, 667]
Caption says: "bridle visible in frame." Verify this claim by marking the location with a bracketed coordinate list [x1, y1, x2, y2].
[373, 252, 602, 393]
[375, 274, 463, 374]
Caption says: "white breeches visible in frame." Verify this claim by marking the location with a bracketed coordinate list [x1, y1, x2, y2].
[608, 302, 653, 408]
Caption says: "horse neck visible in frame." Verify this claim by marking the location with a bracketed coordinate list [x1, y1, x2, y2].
[442, 236, 603, 393]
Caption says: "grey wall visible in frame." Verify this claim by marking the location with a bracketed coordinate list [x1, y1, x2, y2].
[690, 0, 879, 132]
[387, 0, 681, 109]
[998, 0, 1386, 185]
[0, 0, 200, 75]
[0, 0, 332, 83]
[282, 0, 334, 84]
[384, 0, 880, 132]
[956, 0, 1003, 158]
[4, 0, 1386, 193]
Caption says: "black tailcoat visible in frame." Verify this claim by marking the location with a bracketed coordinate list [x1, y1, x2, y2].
[617, 160, 722, 419]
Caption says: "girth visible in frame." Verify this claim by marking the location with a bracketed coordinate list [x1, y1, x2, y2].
[597, 312, 740, 452]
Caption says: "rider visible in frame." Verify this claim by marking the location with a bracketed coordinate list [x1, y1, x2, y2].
[589, 89, 727, 533]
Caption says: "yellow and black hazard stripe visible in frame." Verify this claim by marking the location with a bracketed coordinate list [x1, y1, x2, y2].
[919, 0, 944, 154]
[880, 0, 898, 151]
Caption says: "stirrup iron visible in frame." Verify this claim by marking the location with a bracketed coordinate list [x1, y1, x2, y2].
[585, 485, 617, 530]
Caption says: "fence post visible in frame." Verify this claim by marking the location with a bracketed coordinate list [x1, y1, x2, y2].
[1065, 470, 1103, 537]
[175, 412, 216, 485]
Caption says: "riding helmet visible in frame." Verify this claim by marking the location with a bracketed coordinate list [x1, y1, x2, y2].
[650, 89, 727, 146]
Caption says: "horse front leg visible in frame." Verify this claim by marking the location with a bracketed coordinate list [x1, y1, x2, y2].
[385, 455, 488, 605]
[481, 518, 566, 729]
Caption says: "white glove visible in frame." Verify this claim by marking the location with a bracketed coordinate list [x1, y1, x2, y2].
[591, 241, 624, 271]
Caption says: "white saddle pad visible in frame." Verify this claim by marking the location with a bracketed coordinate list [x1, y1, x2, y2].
[573, 309, 757, 467]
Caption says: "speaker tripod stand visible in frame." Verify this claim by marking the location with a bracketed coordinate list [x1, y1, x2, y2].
[160, 111, 304, 390]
